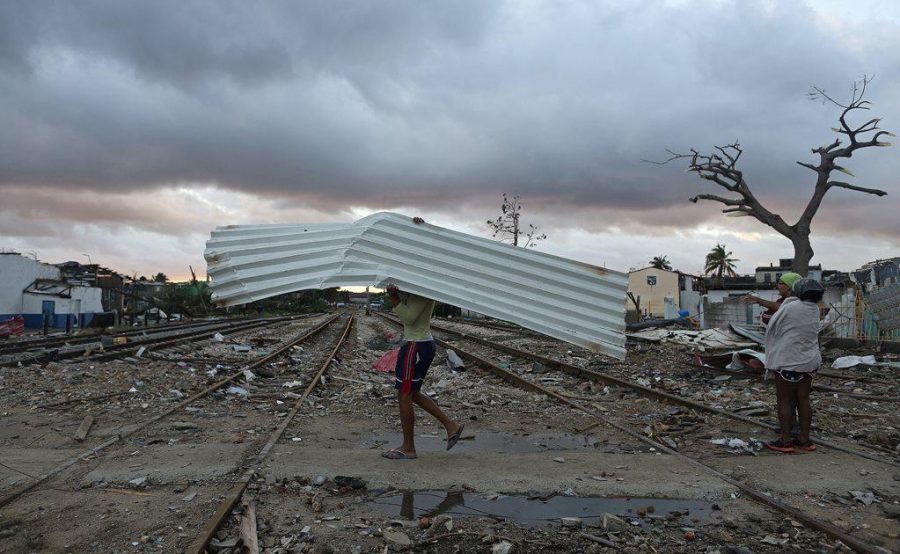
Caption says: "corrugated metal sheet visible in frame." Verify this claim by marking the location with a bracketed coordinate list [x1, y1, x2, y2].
[205, 212, 627, 358]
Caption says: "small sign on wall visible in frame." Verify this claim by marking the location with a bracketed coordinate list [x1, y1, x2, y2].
[646, 276, 657, 286]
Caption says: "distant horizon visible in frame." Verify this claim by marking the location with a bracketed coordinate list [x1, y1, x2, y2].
[5, 246, 889, 287]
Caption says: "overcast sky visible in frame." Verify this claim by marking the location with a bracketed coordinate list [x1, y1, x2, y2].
[2, 0, 898, 281]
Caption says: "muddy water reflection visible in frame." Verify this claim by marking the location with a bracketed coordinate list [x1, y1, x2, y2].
[371, 490, 720, 527]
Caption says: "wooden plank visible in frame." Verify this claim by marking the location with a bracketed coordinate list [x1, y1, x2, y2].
[239, 501, 259, 554]
[73, 415, 94, 442]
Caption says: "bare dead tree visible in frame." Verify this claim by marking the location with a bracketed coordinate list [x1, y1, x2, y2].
[486, 193, 548, 248]
[649, 76, 892, 275]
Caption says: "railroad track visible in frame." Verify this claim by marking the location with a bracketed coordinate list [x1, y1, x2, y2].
[437, 316, 900, 452]
[377, 312, 896, 554]
[0, 313, 345, 511]
[0, 315, 314, 367]
[185, 313, 355, 553]
[0, 317, 246, 356]
[434, 316, 548, 338]
[1, 316, 312, 419]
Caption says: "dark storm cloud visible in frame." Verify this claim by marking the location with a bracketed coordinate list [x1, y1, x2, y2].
[0, 0, 898, 236]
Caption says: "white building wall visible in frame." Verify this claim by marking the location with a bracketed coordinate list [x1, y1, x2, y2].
[757, 268, 823, 284]
[0, 255, 60, 315]
[21, 286, 103, 315]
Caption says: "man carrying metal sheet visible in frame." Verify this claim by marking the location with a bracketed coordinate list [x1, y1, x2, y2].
[381, 284, 464, 460]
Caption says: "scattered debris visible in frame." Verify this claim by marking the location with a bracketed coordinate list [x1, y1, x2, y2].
[226, 386, 249, 397]
[832, 355, 877, 369]
[73, 415, 94, 442]
[626, 328, 755, 349]
[128, 477, 148, 488]
[446, 349, 466, 371]
[239, 501, 260, 554]
[710, 437, 763, 455]
[850, 490, 879, 506]
[382, 529, 411, 546]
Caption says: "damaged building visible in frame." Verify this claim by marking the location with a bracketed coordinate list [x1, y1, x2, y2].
[0, 253, 111, 329]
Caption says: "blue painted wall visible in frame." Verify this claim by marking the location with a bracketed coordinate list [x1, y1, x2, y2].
[3, 313, 97, 329]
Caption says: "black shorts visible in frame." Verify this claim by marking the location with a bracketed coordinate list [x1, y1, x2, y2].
[774, 369, 815, 383]
[394, 340, 436, 395]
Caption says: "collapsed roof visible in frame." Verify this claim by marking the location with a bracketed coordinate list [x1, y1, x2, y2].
[204, 212, 627, 358]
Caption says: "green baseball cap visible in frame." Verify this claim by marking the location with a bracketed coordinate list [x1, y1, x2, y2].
[779, 272, 802, 289]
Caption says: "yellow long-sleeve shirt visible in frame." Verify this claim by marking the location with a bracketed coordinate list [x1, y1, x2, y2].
[391, 293, 435, 341]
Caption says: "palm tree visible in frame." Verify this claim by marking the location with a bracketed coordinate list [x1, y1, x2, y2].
[704, 244, 739, 285]
[649, 255, 672, 270]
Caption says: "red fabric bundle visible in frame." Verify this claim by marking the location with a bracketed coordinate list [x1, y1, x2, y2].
[372, 348, 399, 373]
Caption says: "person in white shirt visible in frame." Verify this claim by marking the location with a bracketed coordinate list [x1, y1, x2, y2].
[763, 278, 824, 454]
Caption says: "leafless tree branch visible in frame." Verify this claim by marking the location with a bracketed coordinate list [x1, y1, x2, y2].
[689, 194, 744, 206]
[826, 181, 888, 196]
[721, 206, 753, 215]
[656, 76, 891, 275]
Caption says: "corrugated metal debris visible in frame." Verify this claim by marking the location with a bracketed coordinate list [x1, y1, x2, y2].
[868, 283, 900, 331]
[205, 212, 627, 358]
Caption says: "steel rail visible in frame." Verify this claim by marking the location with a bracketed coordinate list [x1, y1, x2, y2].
[400, 315, 899, 467]
[185, 314, 355, 554]
[446, 317, 895, 386]
[22, 318, 294, 410]
[0, 316, 300, 367]
[378, 314, 884, 554]
[0, 316, 316, 366]
[686, 362, 899, 401]
[0, 318, 240, 355]
[814, 369, 894, 385]
[0, 313, 342, 509]
[436, 317, 546, 338]
[82, 317, 295, 363]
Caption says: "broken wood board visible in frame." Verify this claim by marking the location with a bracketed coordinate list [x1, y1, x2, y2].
[73, 415, 94, 442]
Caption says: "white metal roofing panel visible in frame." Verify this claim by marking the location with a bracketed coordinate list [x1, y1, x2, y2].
[205, 212, 627, 358]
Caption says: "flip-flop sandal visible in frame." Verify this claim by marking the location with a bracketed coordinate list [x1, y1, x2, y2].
[793, 440, 816, 452]
[765, 440, 795, 454]
[381, 449, 417, 460]
[446, 424, 465, 451]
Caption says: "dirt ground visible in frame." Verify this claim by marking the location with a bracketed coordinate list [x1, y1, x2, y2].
[0, 311, 898, 553]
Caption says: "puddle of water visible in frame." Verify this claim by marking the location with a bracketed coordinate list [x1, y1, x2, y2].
[369, 490, 719, 527]
[360, 431, 632, 454]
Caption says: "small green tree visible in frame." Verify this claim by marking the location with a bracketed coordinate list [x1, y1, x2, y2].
[153, 272, 168, 283]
